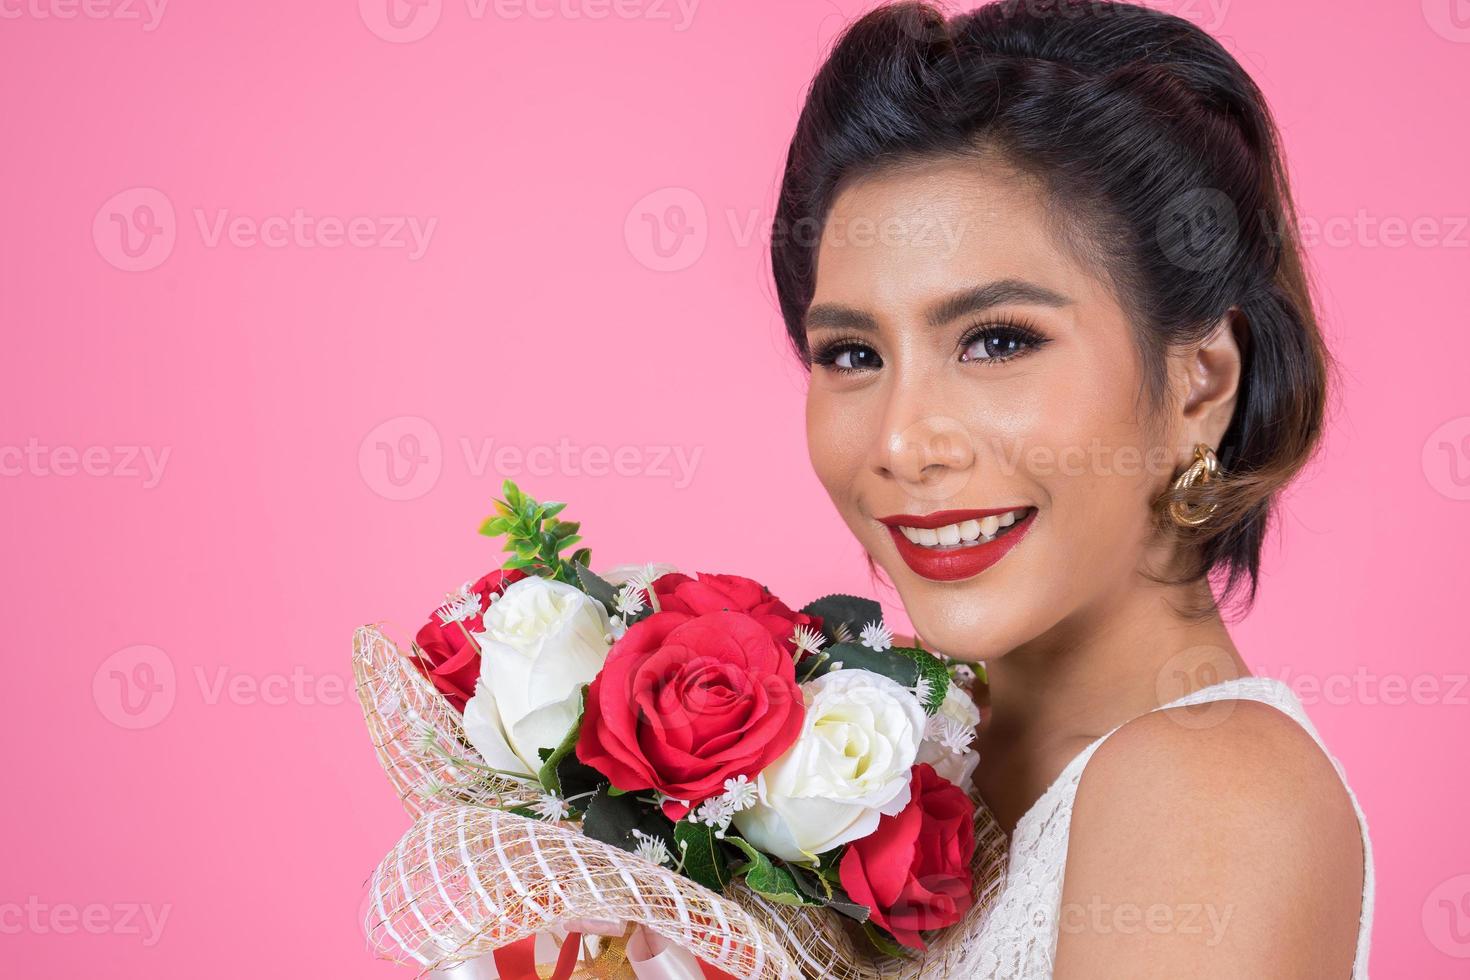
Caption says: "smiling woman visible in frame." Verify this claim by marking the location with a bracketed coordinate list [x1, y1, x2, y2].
[773, 1, 1371, 978]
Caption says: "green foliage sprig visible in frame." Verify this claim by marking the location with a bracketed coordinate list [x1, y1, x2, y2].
[478, 479, 590, 587]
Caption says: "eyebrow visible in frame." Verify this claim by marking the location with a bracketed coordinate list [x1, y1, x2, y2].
[804, 278, 1074, 333]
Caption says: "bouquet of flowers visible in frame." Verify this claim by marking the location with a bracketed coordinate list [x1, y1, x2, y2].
[357, 482, 1002, 979]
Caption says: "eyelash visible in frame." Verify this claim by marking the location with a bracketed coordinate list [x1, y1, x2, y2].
[809, 315, 1050, 374]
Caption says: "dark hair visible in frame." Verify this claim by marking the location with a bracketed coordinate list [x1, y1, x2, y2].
[771, 0, 1329, 608]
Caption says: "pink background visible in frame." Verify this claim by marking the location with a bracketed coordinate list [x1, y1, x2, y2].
[2, 0, 1468, 976]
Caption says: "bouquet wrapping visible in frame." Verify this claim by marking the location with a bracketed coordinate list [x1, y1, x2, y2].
[357, 482, 1007, 978]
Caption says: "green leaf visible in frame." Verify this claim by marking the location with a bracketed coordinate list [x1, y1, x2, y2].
[861, 921, 910, 958]
[804, 642, 918, 688]
[542, 501, 567, 519]
[501, 479, 523, 509]
[895, 646, 951, 714]
[479, 516, 511, 537]
[536, 686, 587, 796]
[786, 864, 871, 923]
[801, 594, 883, 644]
[574, 562, 620, 614]
[726, 838, 819, 907]
[673, 820, 730, 893]
[582, 787, 671, 852]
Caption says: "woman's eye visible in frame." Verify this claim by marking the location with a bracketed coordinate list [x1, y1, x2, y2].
[960, 325, 1045, 362]
[814, 342, 883, 373]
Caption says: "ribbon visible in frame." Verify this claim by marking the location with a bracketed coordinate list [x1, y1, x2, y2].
[431, 921, 741, 980]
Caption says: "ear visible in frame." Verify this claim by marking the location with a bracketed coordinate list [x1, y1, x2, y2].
[1173, 309, 1246, 453]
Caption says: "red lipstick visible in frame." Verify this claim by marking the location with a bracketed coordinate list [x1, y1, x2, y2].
[875, 508, 1036, 582]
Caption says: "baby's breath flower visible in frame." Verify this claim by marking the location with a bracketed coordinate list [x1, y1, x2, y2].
[790, 624, 826, 660]
[531, 793, 571, 822]
[912, 675, 943, 708]
[721, 775, 758, 812]
[859, 620, 894, 652]
[631, 829, 672, 867]
[436, 586, 481, 625]
[925, 713, 977, 755]
[614, 584, 646, 619]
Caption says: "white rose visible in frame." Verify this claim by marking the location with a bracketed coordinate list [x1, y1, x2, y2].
[597, 562, 679, 588]
[462, 576, 613, 776]
[732, 669, 927, 862]
[916, 682, 981, 790]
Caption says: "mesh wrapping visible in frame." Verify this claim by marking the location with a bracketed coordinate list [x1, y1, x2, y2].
[355, 625, 1009, 978]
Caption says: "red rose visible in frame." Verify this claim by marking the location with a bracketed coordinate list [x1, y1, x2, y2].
[839, 764, 976, 950]
[411, 568, 528, 711]
[650, 572, 823, 660]
[576, 609, 804, 820]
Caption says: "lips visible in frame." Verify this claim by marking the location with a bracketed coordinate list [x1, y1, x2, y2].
[876, 507, 1036, 582]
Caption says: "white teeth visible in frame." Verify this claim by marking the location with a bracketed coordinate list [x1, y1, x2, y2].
[896, 509, 1028, 550]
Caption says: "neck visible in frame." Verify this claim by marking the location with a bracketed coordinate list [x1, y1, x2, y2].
[980, 575, 1247, 749]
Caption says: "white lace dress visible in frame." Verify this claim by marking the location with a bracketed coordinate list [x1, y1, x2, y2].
[934, 676, 1375, 978]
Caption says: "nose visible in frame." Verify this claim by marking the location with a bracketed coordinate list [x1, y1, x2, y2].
[869, 387, 977, 501]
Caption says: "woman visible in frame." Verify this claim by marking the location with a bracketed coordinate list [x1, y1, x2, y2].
[774, 1, 1373, 976]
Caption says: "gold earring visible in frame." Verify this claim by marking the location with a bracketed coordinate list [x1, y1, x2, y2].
[1167, 443, 1220, 527]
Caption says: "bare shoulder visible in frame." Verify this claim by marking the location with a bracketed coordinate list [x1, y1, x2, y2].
[1052, 698, 1364, 979]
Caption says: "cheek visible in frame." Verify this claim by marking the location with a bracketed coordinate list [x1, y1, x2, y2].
[1007, 366, 1161, 564]
[805, 385, 871, 499]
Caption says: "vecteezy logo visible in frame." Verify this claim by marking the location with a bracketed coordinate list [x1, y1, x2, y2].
[358, 415, 443, 501]
[93, 188, 177, 272]
[93, 645, 176, 730]
[1154, 645, 1242, 730]
[623, 187, 708, 272]
[359, 0, 442, 43]
[1156, 187, 1238, 273]
[1424, 0, 1470, 42]
[1423, 874, 1470, 957]
[1423, 416, 1470, 501]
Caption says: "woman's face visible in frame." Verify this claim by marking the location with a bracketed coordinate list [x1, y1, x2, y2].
[804, 158, 1183, 662]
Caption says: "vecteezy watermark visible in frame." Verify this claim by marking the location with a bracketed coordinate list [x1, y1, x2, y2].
[1156, 188, 1240, 273]
[622, 186, 973, 273]
[0, 0, 167, 30]
[358, 415, 704, 501]
[0, 439, 171, 489]
[93, 187, 437, 271]
[92, 646, 351, 730]
[1058, 898, 1235, 946]
[1270, 666, 1470, 708]
[460, 437, 703, 488]
[624, 187, 709, 272]
[0, 898, 171, 947]
[93, 645, 176, 730]
[1297, 211, 1470, 250]
[92, 187, 176, 272]
[358, 0, 700, 43]
[1154, 645, 1243, 730]
[358, 415, 444, 502]
[1423, 416, 1470, 501]
[874, 421, 1191, 501]
[1423, 0, 1470, 43]
[1423, 873, 1470, 958]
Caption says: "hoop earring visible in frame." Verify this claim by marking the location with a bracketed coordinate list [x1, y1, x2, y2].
[1168, 443, 1220, 528]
